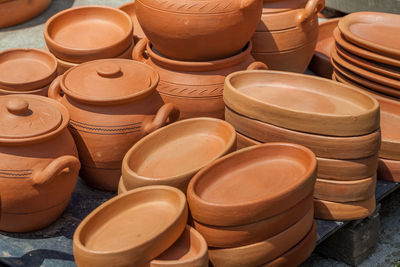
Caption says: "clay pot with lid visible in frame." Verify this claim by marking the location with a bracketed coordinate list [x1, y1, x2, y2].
[0, 94, 80, 232]
[135, 0, 263, 61]
[48, 59, 180, 191]
[132, 39, 268, 119]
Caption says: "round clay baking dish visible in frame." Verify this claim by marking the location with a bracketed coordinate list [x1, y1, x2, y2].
[118, 2, 146, 40]
[378, 158, 400, 183]
[0, 84, 49, 96]
[224, 70, 380, 137]
[193, 193, 313, 248]
[44, 5, 133, 63]
[121, 118, 236, 193]
[0, 0, 51, 28]
[208, 208, 314, 267]
[73, 186, 188, 267]
[187, 143, 317, 226]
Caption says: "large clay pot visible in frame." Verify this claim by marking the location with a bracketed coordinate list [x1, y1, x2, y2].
[0, 94, 80, 232]
[48, 59, 179, 191]
[135, 0, 263, 61]
[0, 0, 51, 28]
[251, 0, 324, 73]
[132, 39, 268, 119]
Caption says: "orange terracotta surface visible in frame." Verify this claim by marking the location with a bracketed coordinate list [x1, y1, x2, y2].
[378, 158, 400, 183]
[118, 2, 146, 40]
[0, 0, 51, 28]
[0, 84, 49, 96]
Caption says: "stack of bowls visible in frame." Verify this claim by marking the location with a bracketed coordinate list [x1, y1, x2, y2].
[187, 143, 317, 267]
[0, 0, 51, 28]
[44, 5, 134, 74]
[224, 70, 381, 221]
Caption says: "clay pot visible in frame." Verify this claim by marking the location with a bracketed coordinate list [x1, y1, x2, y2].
[187, 143, 316, 226]
[120, 118, 236, 193]
[208, 208, 314, 267]
[73, 186, 188, 267]
[251, 0, 324, 72]
[224, 70, 380, 137]
[378, 158, 400, 183]
[193, 193, 313, 248]
[44, 5, 133, 63]
[0, 48, 57, 95]
[118, 1, 146, 41]
[132, 39, 268, 119]
[0, 0, 50, 28]
[135, 0, 263, 61]
[48, 59, 180, 191]
[0, 94, 80, 232]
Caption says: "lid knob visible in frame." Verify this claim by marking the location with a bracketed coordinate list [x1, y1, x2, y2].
[96, 63, 122, 78]
[7, 99, 29, 115]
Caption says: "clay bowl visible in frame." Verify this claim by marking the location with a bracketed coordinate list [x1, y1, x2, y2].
[193, 193, 313, 248]
[338, 12, 400, 60]
[0, 48, 57, 91]
[224, 70, 380, 137]
[44, 5, 133, 63]
[73, 186, 188, 267]
[187, 143, 317, 226]
[0, 84, 49, 96]
[121, 118, 236, 193]
[0, 0, 51, 28]
[378, 158, 400, 183]
[225, 107, 381, 160]
[208, 208, 314, 267]
[118, 2, 146, 40]
[314, 196, 376, 221]
[308, 18, 339, 78]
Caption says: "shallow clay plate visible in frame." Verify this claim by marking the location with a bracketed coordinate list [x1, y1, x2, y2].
[73, 186, 188, 267]
[339, 12, 400, 60]
[378, 158, 400, 183]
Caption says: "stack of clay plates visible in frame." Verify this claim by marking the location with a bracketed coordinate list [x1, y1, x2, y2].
[224, 70, 381, 221]
[187, 143, 317, 267]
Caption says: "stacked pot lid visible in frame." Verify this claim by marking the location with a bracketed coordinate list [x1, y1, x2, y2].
[187, 143, 317, 266]
[224, 70, 381, 221]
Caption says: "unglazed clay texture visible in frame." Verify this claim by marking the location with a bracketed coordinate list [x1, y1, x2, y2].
[0, 0, 51, 28]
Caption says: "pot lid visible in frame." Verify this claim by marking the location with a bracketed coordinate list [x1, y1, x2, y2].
[62, 59, 157, 103]
[0, 95, 62, 139]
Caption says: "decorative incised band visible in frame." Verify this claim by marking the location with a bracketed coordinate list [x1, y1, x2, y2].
[157, 82, 223, 98]
[69, 120, 142, 135]
[0, 169, 33, 179]
[138, 0, 237, 14]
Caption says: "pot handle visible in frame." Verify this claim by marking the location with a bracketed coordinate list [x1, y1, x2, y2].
[132, 38, 148, 62]
[247, 61, 269, 70]
[33, 155, 81, 186]
[240, 0, 257, 9]
[141, 103, 180, 135]
[298, 0, 325, 24]
[48, 76, 63, 102]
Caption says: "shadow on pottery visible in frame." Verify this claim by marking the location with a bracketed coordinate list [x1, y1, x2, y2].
[0, 249, 74, 267]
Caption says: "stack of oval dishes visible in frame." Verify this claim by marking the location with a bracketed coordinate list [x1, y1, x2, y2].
[224, 70, 381, 221]
[187, 143, 317, 266]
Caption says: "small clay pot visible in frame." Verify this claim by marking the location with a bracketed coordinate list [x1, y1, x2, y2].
[118, 2, 146, 40]
[44, 5, 133, 63]
[193, 193, 313, 248]
[132, 39, 268, 119]
[135, 0, 263, 61]
[0, 94, 80, 232]
[378, 158, 400, 183]
[121, 118, 236, 193]
[208, 208, 314, 267]
[73, 186, 188, 267]
[187, 143, 316, 226]
[0, 0, 51, 28]
[224, 70, 380, 137]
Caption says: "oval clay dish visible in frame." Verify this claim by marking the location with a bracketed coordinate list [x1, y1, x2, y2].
[378, 158, 400, 183]
[121, 118, 236, 193]
[187, 143, 317, 226]
[73, 186, 188, 267]
[118, 2, 146, 40]
[338, 12, 400, 60]
[223, 70, 380, 137]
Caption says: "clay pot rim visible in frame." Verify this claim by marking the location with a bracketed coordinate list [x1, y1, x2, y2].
[43, 5, 133, 63]
[60, 58, 159, 105]
[0, 84, 49, 94]
[316, 175, 376, 185]
[0, 94, 69, 145]
[73, 185, 187, 255]
[122, 117, 236, 184]
[0, 48, 57, 90]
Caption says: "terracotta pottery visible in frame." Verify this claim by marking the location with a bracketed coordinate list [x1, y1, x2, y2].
[224, 70, 380, 137]
[260, 221, 317, 267]
[73, 186, 188, 267]
[193, 193, 313, 248]
[314, 196, 376, 221]
[44, 5, 133, 63]
[132, 39, 267, 119]
[0, 85, 49, 96]
[48, 59, 180, 191]
[208, 208, 314, 267]
[187, 143, 316, 226]
[135, 0, 263, 61]
[338, 12, 400, 60]
[0, 94, 80, 232]
[121, 118, 236, 193]
[0, 0, 51, 28]
[118, 2, 145, 41]
[0, 48, 57, 94]
[378, 158, 400, 183]
[225, 107, 381, 160]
